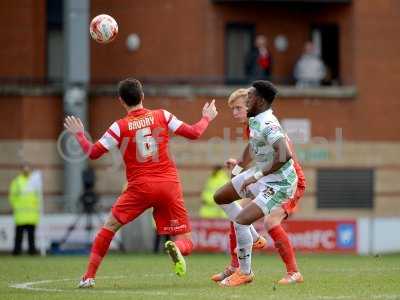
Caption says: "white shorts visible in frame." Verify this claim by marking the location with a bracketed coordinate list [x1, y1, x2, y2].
[231, 161, 297, 215]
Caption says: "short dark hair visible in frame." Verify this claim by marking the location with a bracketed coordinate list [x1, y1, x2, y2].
[252, 80, 277, 104]
[118, 78, 143, 106]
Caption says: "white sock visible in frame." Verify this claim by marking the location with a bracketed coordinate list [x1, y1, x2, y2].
[220, 202, 242, 220]
[249, 225, 259, 241]
[234, 222, 253, 274]
[220, 202, 259, 241]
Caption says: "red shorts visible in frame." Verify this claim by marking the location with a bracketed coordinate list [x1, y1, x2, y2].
[112, 181, 191, 235]
[281, 182, 306, 217]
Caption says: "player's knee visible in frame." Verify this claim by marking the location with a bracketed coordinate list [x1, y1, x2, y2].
[214, 184, 237, 205]
[104, 215, 122, 232]
[213, 188, 224, 205]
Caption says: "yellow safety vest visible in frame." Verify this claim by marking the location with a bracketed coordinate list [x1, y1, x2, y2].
[199, 170, 229, 218]
[8, 174, 40, 225]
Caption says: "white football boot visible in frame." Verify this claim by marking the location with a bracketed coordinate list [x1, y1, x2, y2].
[78, 277, 95, 288]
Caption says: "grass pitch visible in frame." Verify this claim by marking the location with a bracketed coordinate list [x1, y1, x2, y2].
[1, 253, 400, 300]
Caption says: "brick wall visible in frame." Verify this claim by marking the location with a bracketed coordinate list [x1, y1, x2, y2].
[1, 1, 399, 142]
[0, 0, 46, 80]
[89, 0, 354, 83]
[0, 90, 398, 141]
[0, 140, 399, 219]
[0, 95, 62, 139]
[1, 0, 400, 217]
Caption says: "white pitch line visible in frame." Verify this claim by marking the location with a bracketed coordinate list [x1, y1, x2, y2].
[9, 276, 125, 293]
[9, 276, 400, 299]
[315, 295, 400, 300]
[8, 275, 190, 297]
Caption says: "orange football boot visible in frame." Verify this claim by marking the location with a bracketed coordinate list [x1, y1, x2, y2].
[277, 272, 304, 285]
[252, 236, 267, 250]
[211, 265, 237, 282]
[219, 270, 254, 287]
[233, 236, 267, 254]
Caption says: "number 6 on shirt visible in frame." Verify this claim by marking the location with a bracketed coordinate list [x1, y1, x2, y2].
[136, 127, 158, 159]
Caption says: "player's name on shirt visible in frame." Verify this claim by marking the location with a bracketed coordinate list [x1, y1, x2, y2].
[128, 115, 155, 131]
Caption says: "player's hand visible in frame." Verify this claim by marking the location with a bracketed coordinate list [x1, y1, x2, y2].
[64, 116, 84, 134]
[225, 158, 238, 170]
[202, 99, 218, 121]
[240, 176, 257, 194]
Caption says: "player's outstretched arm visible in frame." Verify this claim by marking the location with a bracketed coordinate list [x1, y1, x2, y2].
[174, 100, 218, 140]
[64, 116, 108, 160]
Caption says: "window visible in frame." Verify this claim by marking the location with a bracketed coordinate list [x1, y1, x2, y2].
[311, 24, 340, 85]
[317, 169, 374, 209]
[47, 0, 64, 82]
[225, 23, 255, 84]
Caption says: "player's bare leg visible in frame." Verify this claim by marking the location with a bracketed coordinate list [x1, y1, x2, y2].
[265, 208, 303, 284]
[219, 201, 263, 287]
[165, 232, 193, 277]
[78, 214, 122, 288]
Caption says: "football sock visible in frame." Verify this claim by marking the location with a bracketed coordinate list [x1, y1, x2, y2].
[85, 227, 115, 279]
[268, 225, 298, 273]
[249, 224, 260, 241]
[229, 221, 239, 268]
[234, 222, 253, 274]
[220, 202, 242, 220]
[175, 238, 193, 256]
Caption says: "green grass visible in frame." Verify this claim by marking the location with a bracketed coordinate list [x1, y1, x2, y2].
[1, 253, 400, 300]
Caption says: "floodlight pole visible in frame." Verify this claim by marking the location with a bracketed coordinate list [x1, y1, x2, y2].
[63, 0, 90, 212]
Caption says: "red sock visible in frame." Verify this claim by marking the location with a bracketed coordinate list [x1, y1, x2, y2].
[268, 225, 298, 273]
[84, 227, 115, 279]
[175, 238, 193, 256]
[229, 221, 239, 268]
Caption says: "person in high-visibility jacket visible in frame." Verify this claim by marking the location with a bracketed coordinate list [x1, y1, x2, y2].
[8, 164, 40, 255]
[199, 166, 229, 218]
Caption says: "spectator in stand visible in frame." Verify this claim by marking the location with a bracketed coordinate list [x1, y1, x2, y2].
[294, 41, 327, 88]
[245, 35, 273, 82]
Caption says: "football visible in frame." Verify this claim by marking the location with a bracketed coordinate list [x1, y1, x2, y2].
[89, 14, 118, 44]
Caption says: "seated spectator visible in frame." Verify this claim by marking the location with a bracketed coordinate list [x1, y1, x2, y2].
[294, 41, 326, 88]
[245, 35, 272, 82]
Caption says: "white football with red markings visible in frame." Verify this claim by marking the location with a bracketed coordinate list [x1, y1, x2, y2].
[90, 14, 118, 44]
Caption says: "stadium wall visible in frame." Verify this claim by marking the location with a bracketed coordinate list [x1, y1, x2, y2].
[89, 0, 354, 84]
[0, 1, 46, 80]
[0, 0, 353, 83]
[1, 214, 400, 255]
[0, 138, 399, 219]
[1, 0, 400, 219]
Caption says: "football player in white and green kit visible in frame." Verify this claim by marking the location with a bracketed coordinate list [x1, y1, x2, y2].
[214, 80, 299, 287]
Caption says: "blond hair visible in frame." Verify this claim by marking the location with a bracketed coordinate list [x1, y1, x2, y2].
[228, 88, 248, 106]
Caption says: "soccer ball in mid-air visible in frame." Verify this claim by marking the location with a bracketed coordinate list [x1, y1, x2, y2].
[90, 14, 118, 44]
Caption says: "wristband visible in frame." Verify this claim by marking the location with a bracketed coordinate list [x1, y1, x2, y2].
[254, 171, 263, 180]
[231, 165, 243, 176]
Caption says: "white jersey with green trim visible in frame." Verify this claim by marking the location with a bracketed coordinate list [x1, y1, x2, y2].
[248, 108, 295, 181]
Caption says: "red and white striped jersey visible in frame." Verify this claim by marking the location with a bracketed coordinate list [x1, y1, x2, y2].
[96, 108, 209, 184]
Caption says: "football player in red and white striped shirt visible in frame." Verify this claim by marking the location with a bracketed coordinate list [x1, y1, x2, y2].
[64, 78, 218, 288]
